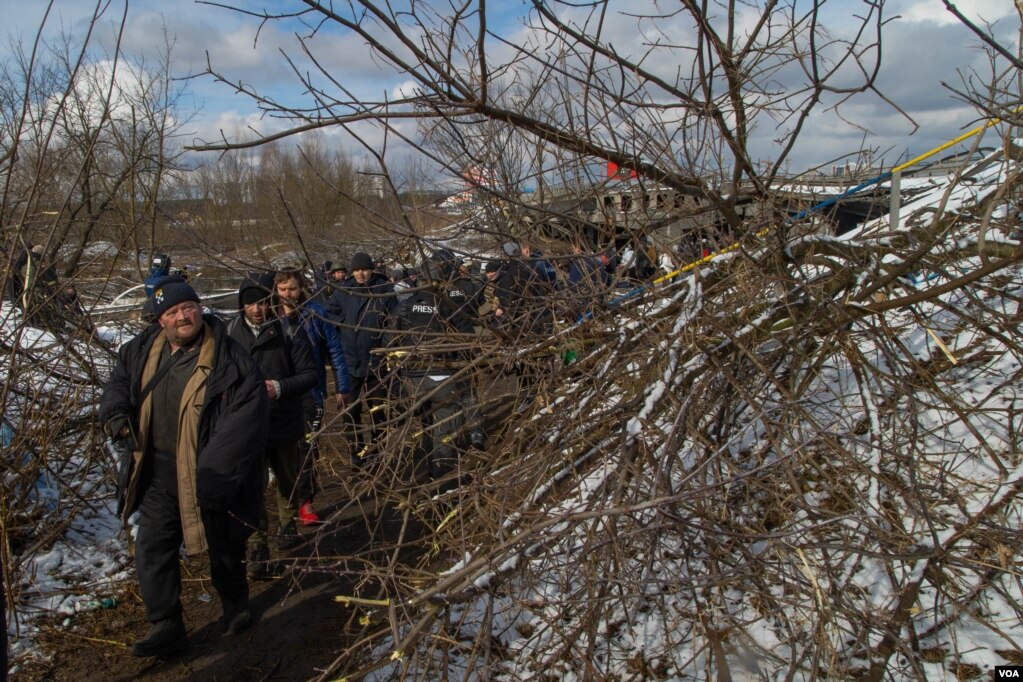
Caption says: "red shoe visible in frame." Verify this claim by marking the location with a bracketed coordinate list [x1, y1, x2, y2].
[298, 500, 322, 526]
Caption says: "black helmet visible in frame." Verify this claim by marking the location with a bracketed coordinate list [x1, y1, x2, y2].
[152, 252, 171, 269]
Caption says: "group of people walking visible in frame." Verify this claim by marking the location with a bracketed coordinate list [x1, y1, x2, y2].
[97, 235, 637, 658]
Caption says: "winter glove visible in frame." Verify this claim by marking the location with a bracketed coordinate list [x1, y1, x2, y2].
[104, 416, 139, 451]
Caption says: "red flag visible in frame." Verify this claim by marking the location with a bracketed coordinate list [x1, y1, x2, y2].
[608, 161, 637, 179]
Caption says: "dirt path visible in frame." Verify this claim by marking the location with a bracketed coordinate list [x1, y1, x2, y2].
[16, 473, 378, 681]
[15, 373, 521, 681]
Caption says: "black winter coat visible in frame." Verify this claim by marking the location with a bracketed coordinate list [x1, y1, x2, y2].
[392, 286, 474, 375]
[98, 316, 268, 530]
[446, 276, 484, 320]
[226, 315, 318, 445]
[325, 273, 397, 378]
[494, 258, 556, 335]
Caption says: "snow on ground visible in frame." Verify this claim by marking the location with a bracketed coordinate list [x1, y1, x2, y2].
[7, 149, 1023, 678]
[3, 307, 135, 674]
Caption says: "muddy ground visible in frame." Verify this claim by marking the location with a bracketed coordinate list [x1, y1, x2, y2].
[15, 437, 386, 681]
[13, 385, 519, 682]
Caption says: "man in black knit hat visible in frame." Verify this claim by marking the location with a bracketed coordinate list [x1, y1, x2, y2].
[325, 252, 397, 465]
[227, 273, 318, 578]
[100, 275, 268, 657]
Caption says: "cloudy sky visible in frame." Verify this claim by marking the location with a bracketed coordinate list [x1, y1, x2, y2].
[1, 0, 1019, 181]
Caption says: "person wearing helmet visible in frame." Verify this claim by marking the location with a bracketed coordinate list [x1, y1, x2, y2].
[141, 253, 175, 322]
[145, 253, 172, 298]
[389, 253, 476, 487]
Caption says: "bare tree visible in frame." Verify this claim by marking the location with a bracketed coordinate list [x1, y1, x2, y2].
[0, 3, 190, 642]
[178, 2, 1023, 679]
[1, 1, 1019, 679]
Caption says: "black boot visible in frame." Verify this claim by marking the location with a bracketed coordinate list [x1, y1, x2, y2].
[246, 545, 271, 581]
[274, 521, 302, 551]
[132, 616, 187, 657]
[221, 598, 253, 635]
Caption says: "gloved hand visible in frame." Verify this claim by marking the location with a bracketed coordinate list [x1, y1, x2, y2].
[105, 415, 139, 450]
[104, 415, 129, 439]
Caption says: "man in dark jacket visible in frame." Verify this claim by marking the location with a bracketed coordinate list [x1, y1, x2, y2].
[325, 252, 397, 465]
[100, 276, 268, 657]
[274, 268, 351, 525]
[226, 273, 318, 577]
[434, 250, 484, 323]
[478, 260, 503, 319]
[315, 259, 333, 296]
[493, 236, 560, 412]
[9, 244, 61, 326]
[390, 255, 476, 485]
[493, 238, 557, 339]
[566, 242, 608, 318]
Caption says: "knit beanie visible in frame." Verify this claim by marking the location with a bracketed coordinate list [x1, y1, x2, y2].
[350, 252, 374, 271]
[238, 272, 275, 308]
[151, 276, 200, 318]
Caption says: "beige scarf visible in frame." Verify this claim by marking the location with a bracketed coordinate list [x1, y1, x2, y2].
[133, 323, 215, 554]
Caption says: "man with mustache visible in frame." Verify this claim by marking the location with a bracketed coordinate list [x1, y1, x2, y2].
[100, 275, 268, 657]
[273, 268, 350, 525]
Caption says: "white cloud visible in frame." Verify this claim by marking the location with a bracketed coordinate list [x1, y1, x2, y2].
[193, 109, 289, 147]
[899, 0, 1016, 27]
[391, 80, 421, 101]
[7, 1, 1023, 174]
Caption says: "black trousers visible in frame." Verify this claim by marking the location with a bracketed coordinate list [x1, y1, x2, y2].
[395, 374, 467, 480]
[345, 373, 388, 464]
[135, 456, 249, 624]
[296, 395, 323, 501]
